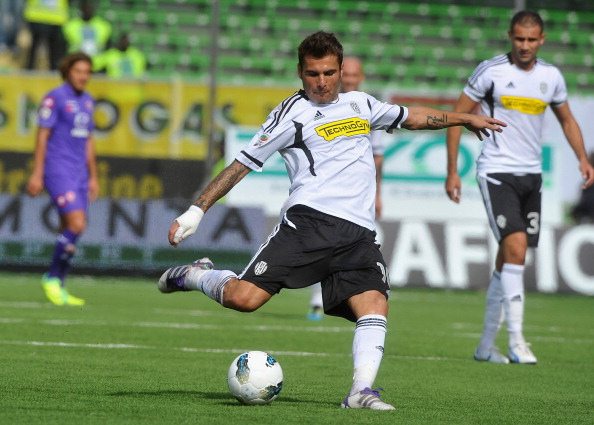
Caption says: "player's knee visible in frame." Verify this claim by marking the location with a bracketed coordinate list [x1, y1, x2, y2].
[67, 219, 86, 234]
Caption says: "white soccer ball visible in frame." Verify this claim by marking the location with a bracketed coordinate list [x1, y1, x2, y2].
[227, 351, 283, 405]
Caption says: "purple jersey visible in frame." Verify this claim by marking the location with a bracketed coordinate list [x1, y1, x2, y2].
[38, 83, 95, 178]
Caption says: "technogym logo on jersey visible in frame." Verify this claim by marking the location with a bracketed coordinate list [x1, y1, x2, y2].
[315, 117, 370, 141]
[501, 96, 548, 115]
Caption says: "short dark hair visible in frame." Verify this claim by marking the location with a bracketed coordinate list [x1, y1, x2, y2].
[298, 31, 343, 69]
[58, 52, 93, 80]
[510, 10, 544, 32]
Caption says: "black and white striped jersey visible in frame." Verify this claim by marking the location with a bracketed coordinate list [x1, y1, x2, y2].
[464, 53, 567, 175]
[236, 89, 407, 230]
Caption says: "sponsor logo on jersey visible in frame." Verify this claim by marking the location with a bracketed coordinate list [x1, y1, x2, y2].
[254, 261, 268, 275]
[500, 96, 548, 115]
[350, 102, 361, 114]
[315, 117, 370, 141]
[506, 81, 515, 89]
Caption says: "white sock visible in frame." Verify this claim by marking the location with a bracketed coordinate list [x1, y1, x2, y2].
[309, 282, 323, 309]
[185, 269, 236, 305]
[500, 263, 525, 347]
[350, 314, 387, 395]
[478, 270, 503, 352]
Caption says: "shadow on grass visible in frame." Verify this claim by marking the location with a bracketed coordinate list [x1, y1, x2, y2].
[108, 390, 333, 406]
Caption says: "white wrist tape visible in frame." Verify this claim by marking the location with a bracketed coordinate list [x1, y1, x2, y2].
[173, 205, 204, 244]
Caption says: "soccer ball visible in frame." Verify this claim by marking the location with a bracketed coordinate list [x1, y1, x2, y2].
[227, 351, 283, 405]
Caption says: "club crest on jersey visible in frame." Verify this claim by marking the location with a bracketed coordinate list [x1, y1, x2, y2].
[315, 117, 370, 141]
[539, 82, 547, 94]
[350, 102, 360, 114]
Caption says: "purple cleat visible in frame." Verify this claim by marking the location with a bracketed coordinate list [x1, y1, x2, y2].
[158, 258, 214, 293]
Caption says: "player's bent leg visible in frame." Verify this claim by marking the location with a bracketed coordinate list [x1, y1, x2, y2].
[158, 258, 271, 312]
[222, 278, 272, 312]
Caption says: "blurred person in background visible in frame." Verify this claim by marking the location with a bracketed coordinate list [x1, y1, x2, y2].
[157, 31, 504, 410]
[93, 33, 146, 79]
[23, 0, 68, 70]
[0, 0, 24, 66]
[307, 56, 385, 321]
[445, 10, 594, 365]
[26, 52, 98, 306]
[571, 151, 594, 224]
[63, 0, 111, 60]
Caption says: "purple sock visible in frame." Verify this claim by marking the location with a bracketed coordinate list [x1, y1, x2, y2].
[47, 230, 79, 285]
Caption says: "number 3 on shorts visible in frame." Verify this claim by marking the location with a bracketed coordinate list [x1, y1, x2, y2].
[527, 212, 540, 235]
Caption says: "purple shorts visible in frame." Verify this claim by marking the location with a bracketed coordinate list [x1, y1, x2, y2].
[44, 174, 89, 215]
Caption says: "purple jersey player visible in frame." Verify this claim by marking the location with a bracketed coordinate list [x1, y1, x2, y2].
[26, 52, 98, 306]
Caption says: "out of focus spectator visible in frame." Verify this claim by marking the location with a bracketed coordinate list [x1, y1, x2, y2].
[0, 1, 24, 57]
[63, 0, 111, 59]
[23, 0, 68, 70]
[93, 33, 146, 79]
[571, 151, 594, 224]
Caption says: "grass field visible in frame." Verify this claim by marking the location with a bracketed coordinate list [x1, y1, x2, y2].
[0, 271, 592, 425]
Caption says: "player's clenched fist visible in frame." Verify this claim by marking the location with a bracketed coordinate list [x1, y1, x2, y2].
[168, 205, 204, 246]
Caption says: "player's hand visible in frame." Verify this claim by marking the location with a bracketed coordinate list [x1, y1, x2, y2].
[88, 177, 99, 202]
[26, 174, 43, 197]
[445, 173, 462, 203]
[579, 159, 594, 189]
[464, 116, 506, 141]
[168, 205, 204, 246]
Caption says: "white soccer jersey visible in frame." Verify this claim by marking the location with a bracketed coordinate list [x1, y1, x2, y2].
[236, 90, 408, 230]
[464, 53, 567, 175]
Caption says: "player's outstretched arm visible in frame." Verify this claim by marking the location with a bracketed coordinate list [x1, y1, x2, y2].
[445, 93, 480, 203]
[403, 106, 505, 141]
[168, 160, 251, 246]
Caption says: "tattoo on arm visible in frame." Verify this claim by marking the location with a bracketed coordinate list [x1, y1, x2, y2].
[426, 113, 448, 128]
[194, 161, 248, 211]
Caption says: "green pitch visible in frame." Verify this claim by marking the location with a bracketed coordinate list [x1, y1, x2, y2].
[0, 272, 592, 425]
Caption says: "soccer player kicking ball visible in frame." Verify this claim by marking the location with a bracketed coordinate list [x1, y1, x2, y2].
[159, 31, 505, 410]
[445, 11, 594, 364]
[27, 52, 98, 306]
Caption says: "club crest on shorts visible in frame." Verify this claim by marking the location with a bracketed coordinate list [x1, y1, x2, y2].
[254, 261, 268, 275]
[496, 215, 507, 229]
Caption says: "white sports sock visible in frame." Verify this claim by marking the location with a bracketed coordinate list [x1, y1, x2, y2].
[478, 270, 503, 352]
[185, 269, 236, 305]
[500, 263, 526, 347]
[309, 282, 323, 308]
[350, 314, 387, 395]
